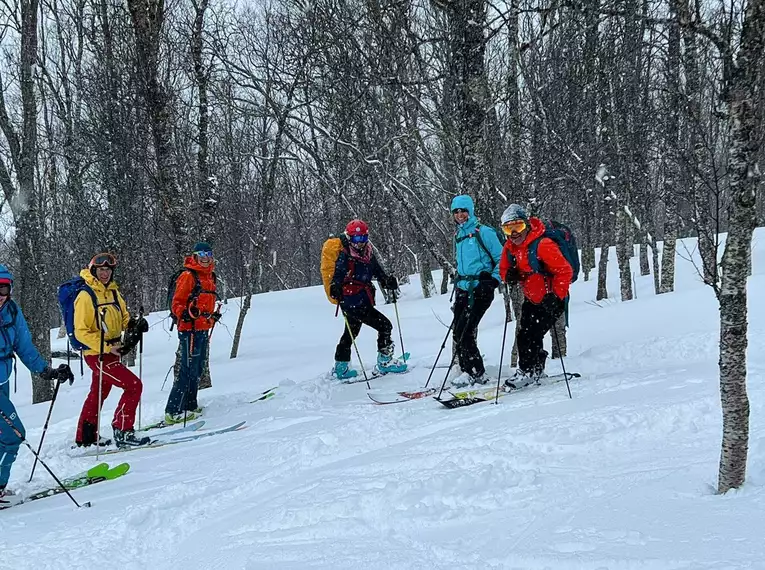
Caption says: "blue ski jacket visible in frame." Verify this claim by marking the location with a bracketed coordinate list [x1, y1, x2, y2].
[450, 195, 503, 292]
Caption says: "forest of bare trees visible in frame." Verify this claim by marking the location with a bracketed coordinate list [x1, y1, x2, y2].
[0, 0, 762, 490]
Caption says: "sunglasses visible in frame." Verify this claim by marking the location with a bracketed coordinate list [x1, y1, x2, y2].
[0, 284, 10, 296]
[501, 220, 527, 235]
[194, 250, 214, 258]
[91, 253, 117, 268]
[452, 208, 469, 215]
[349, 234, 369, 244]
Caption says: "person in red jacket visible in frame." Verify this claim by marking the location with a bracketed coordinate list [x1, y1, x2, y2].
[499, 204, 573, 387]
[164, 242, 219, 424]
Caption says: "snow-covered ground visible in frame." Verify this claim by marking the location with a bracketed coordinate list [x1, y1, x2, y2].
[2, 231, 765, 570]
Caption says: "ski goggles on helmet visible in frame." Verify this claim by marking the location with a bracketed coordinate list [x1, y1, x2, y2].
[0, 283, 10, 296]
[349, 234, 369, 244]
[194, 250, 214, 259]
[501, 219, 527, 235]
[90, 253, 117, 268]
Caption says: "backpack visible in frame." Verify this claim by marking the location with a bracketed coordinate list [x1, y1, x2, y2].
[527, 221, 580, 283]
[167, 268, 217, 329]
[320, 235, 351, 305]
[454, 224, 505, 270]
[57, 276, 118, 351]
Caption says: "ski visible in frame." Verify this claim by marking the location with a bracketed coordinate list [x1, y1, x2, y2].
[367, 387, 438, 404]
[436, 372, 581, 409]
[78, 421, 248, 457]
[137, 420, 205, 438]
[1, 462, 130, 510]
[249, 387, 278, 403]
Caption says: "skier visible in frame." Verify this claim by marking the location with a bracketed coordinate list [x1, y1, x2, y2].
[325, 220, 405, 380]
[74, 253, 150, 448]
[499, 204, 573, 387]
[449, 195, 503, 387]
[165, 242, 219, 424]
[0, 265, 74, 503]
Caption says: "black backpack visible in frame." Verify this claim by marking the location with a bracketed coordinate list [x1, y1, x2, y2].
[167, 269, 217, 330]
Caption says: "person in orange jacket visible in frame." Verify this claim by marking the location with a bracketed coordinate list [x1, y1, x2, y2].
[164, 242, 219, 424]
[499, 204, 573, 387]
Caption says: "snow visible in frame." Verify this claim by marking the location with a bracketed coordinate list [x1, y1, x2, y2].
[3, 230, 765, 569]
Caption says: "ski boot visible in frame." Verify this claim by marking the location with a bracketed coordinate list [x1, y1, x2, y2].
[451, 370, 488, 388]
[333, 361, 358, 381]
[113, 428, 151, 448]
[504, 369, 539, 390]
[75, 436, 112, 448]
[164, 411, 201, 425]
[375, 348, 407, 375]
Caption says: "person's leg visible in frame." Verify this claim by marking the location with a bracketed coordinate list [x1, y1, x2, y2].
[0, 386, 24, 491]
[165, 332, 192, 416]
[334, 310, 362, 363]
[101, 359, 143, 432]
[517, 300, 551, 373]
[451, 290, 470, 372]
[459, 292, 494, 377]
[185, 331, 208, 411]
[76, 355, 114, 445]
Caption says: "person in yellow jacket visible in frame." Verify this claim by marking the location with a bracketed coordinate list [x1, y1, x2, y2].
[74, 253, 150, 448]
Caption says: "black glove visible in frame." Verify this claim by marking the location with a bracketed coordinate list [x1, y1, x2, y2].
[329, 283, 343, 301]
[211, 311, 222, 323]
[540, 293, 565, 317]
[40, 364, 74, 385]
[181, 309, 194, 322]
[504, 266, 521, 284]
[475, 271, 498, 297]
[127, 316, 149, 334]
[381, 275, 398, 291]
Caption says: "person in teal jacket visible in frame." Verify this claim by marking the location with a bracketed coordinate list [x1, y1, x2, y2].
[450, 195, 503, 387]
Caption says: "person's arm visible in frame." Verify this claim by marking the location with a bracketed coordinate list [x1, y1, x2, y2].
[171, 271, 195, 321]
[11, 304, 47, 373]
[538, 238, 574, 299]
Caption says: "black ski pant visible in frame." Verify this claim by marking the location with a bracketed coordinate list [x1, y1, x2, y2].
[335, 305, 393, 362]
[517, 298, 564, 374]
[452, 288, 494, 377]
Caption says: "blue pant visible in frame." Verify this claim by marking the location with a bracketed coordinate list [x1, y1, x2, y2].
[165, 331, 209, 415]
[0, 382, 25, 488]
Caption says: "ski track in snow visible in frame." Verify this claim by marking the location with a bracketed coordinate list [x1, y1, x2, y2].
[2, 234, 765, 569]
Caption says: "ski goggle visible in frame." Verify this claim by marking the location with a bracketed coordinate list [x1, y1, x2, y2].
[194, 250, 214, 258]
[90, 253, 117, 268]
[349, 234, 369, 244]
[501, 220, 527, 235]
[0, 284, 10, 296]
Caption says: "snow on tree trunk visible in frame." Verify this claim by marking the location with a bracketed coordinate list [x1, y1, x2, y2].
[716, 0, 763, 494]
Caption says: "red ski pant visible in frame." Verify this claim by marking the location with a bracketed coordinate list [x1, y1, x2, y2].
[76, 354, 142, 441]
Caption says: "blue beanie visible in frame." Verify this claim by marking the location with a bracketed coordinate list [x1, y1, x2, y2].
[192, 242, 212, 253]
[0, 264, 13, 285]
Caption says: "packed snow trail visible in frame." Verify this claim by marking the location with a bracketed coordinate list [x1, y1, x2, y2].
[1, 233, 765, 570]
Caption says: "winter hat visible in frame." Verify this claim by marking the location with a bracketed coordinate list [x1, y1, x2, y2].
[0, 265, 13, 288]
[192, 242, 213, 254]
[500, 204, 529, 225]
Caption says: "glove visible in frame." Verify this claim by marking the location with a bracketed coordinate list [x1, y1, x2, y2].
[540, 293, 565, 317]
[136, 317, 149, 333]
[504, 266, 521, 284]
[329, 283, 343, 301]
[211, 311, 222, 323]
[381, 275, 398, 291]
[181, 309, 194, 322]
[127, 316, 149, 334]
[475, 271, 498, 297]
[40, 364, 74, 385]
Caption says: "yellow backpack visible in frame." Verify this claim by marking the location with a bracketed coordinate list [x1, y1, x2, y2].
[320, 236, 348, 305]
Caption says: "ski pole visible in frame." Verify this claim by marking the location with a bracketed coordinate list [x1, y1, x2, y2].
[341, 310, 371, 390]
[391, 289, 406, 363]
[28, 372, 69, 482]
[436, 305, 472, 400]
[0, 409, 90, 508]
[138, 307, 144, 430]
[97, 307, 107, 462]
[494, 306, 511, 405]
[552, 320, 572, 399]
[423, 315, 455, 389]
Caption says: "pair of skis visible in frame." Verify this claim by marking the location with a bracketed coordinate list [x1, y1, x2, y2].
[1, 462, 130, 510]
[77, 420, 248, 457]
[368, 372, 581, 407]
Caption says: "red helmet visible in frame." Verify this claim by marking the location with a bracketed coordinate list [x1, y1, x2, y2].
[345, 219, 369, 237]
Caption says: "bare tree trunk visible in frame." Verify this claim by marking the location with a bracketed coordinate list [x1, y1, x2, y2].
[616, 213, 634, 301]
[550, 312, 567, 359]
[596, 241, 609, 301]
[639, 243, 650, 276]
[716, 0, 763, 494]
[508, 284, 523, 367]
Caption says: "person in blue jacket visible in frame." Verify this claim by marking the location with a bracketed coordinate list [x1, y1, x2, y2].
[0, 265, 73, 504]
[450, 195, 503, 387]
